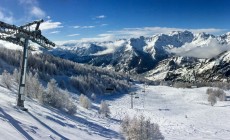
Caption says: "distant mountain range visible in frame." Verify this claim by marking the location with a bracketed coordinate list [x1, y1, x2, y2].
[49, 31, 230, 82]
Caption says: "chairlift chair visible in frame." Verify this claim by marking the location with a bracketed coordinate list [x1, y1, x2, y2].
[135, 96, 139, 99]
[106, 87, 114, 91]
[105, 79, 115, 92]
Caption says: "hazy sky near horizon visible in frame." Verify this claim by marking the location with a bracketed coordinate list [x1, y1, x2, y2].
[0, 0, 230, 41]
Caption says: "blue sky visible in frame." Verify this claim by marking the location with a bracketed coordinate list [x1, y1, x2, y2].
[0, 0, 230, 42]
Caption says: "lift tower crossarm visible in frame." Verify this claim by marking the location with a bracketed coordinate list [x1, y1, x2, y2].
[0, 20, 55, 49]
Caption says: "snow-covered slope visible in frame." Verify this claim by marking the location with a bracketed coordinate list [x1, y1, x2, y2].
[109, 85, 230, 140]
[0, 82, 122, 140]
[1, 74, 230, 139]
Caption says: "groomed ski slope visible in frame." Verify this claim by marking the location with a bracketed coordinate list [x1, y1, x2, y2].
[109, 85, 230, 140]
[1, 81, 230, 140]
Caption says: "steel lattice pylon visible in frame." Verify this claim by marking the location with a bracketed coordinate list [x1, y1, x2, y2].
[0, 19, 55, 111]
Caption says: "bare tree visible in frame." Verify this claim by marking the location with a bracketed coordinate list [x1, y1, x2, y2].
[99, 101, 110, 117]
[121, 115, 164, 140]
[79, 94, 91, 109]
[1, 70, 13, 89]
[208, 93, 217, 106]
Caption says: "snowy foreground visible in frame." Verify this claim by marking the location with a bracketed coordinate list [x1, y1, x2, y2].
[0, 86, 122, 140]
[1, 84, 230, 140]
[109, 85, 230, 140]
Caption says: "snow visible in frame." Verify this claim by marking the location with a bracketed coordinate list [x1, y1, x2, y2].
[1, 74, 230, 140]
[0, 80, 122, 140]
[109, 85, 230, 140]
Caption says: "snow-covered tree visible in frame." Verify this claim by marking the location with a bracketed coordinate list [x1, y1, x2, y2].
[41, 79, 77, 114]
[121, 115, 164, 140]
[99, 101, 110, 117]
[13, 68, 20, 84]
[206, 88, 226, 103]
[79, 94, 91, 109]
[1, 70, 13, 89]
[65, 99, 77, 115]
[208, 93, 217, 106]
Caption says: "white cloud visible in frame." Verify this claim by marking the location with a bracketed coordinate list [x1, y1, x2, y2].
[68, 34, 80, 37]
[74, 26, 81, 29]
[31, 6, 45, 18]
[78, 34, 115, 42]
[0, 9, 14, 23]
[93, 39, 126, 55]
[101, 24, 108, 26]
[169, 39, 230, 58]
[82, 26, 95, 29]
[96, 15, 106, 19]
[50, 31, 60, 34]
[108, 27, 225, 39]
[98, 33, 114, 37]
[18, 0, 46, 18]
[38, 20, 63, 30]
[73, 25, 95, 29]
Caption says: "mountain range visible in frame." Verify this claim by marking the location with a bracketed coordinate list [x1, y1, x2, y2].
[49, 31, 230, 82]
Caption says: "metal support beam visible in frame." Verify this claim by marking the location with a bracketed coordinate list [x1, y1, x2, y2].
[17, 38, 29, 110]
[130, 92, 136, 109]
[131, 93, 133, 109]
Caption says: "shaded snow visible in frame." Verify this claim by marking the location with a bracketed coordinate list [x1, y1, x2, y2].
[0, 82, 122, 140]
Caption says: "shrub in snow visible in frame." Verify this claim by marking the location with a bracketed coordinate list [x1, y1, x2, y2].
[218, 91, 226, 101]
[208, 93, 217, 106]
[173, 82, 191, 88]
[206, 88, 213, 95]
[41, 79, 77, 115]
[13, 68, 20, 84]
[25, 72, 44, 99]
[79, 94, 91, 109]
[121, 115, 164, 140]
[99, 101, 110, 117]
[206, 88, 226, 102]
[65, 99, 77, 115]
[1, 70, 13, 89]
[214, 89, 226, 101]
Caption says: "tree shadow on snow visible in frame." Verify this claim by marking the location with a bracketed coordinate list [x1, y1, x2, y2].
[0, 107, 33, 140]
[41, 105, 123, 139]
[26, 111, 69, 140]
[46, 115, 75, 128]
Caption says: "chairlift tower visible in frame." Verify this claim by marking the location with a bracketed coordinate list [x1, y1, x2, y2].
[0, 20, 55, 110]
[142, 82, 146, 108]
